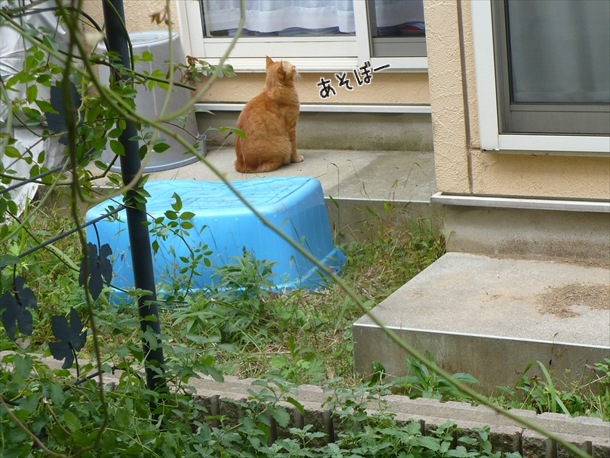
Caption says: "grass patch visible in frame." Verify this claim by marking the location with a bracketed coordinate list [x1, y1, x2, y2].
[2, 205, 608, 457]
[3, 205, 608, 422]
[158, 214, 444, 385]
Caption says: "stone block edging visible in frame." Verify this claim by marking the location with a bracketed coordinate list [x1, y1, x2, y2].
[188, 375, 609, 457]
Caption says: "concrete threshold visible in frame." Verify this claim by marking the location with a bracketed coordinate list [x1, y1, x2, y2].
[353, 252, 610, 394]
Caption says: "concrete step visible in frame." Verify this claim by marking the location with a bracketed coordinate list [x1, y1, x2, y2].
[354, 252, 610, 395]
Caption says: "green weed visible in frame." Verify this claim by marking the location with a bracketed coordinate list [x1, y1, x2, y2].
[493, 359, 610, 420]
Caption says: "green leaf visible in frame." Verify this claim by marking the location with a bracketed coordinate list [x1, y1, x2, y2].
[94, 160, 108, 171]
[452, 373, 480, 385]
[49, 382, 66, 406]
[153, 142, 170, 153]
[21, 106, 41, 120]
[416, 436, 441, 451]
[37, 74, 51, 86]
[458, 436, 478, 446]
[171, 193, 182, 212]
[26, 84, 38, 102]
[180, 211, 195, 220]
[62, 411, 82, 432]
[114, 408, 130, 428]
[536, 360, 570, 415]
[110, 140, 125, 156]
[43, 34, 59, 53]
[0, 254, 19, 269]
[186, 334, 218, 345]
[165, 210, 178, 220]
[231, 127, 247, 139]
[138, 144, 148, 160]
[46, 244, 79, 271]
[222, 65, 236, 78]
[269, 405, 290, 428]
[108, 127, 123, 138]
[13, 355, 33, 380]
[124, 443, 143, 456]
[285, 396, 305, 416]
[4, 146, 21, 158]
[7, 200, 17, 215]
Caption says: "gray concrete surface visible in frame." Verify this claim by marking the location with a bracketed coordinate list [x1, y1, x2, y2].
[443, 205, 610, 261]
[198, 111, 434, 151]
[148, 146, 437, 204]
[143, 147, 441, 242]
[354, 252, 610, 394]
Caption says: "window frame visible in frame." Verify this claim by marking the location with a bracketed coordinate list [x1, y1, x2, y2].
[176, 1, 427, 72]
[471, 0, 610, 155]
[353, 1, 427, 72]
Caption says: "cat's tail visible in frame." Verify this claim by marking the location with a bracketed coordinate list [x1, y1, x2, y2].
[234, 158, 248, 173]
[234, 139, 247, 173]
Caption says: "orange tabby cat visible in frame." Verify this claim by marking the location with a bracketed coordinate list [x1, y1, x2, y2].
[234, 56, 303, 173]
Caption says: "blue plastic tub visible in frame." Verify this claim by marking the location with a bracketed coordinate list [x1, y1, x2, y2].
[85, 177, 346, 298]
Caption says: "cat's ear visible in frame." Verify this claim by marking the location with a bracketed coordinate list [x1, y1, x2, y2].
[266, 56, 274, 67]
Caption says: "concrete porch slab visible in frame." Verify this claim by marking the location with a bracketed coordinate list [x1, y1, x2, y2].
[149, 146, 437, 204]
[146, 147, 442, 241]
[353, 252, 610, 394]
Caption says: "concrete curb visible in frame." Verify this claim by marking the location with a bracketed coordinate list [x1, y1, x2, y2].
[5, 355, 608, 456]
[186, 375, 609, 457]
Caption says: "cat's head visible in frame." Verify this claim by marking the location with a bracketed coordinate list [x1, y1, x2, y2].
[265, 56, 299, 87]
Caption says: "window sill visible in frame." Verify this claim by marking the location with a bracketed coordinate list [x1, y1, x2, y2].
[195, 103, 431, 114]
[431, 192, 610, 213]
[199, 56, 427, 73]
[481, 134, 610, 157]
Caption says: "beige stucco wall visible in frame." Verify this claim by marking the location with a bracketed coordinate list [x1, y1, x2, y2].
[198, 72, 430, 105]
[425, 0, 610, 200]
[83, 1, 179, 33]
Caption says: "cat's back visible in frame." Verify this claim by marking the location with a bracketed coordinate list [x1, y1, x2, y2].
[237, 91, 277, 126]
[237, 83, 298, 133]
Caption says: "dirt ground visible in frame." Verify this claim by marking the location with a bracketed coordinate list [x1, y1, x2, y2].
[537, 283, 610, 318]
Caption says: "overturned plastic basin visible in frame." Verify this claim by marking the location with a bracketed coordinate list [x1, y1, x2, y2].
[85, 177, 346, 301]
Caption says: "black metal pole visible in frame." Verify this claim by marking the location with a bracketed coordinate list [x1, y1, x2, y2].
[101, 0, 165, 396]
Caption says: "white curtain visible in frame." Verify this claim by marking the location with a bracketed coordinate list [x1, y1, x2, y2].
[204, 0, 424, 35]
[507, 0, 610, 104]
[205, 0, 356, 34]
[374, 0, 424, 32]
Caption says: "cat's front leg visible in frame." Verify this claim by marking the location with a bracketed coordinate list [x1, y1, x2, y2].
[289, 134, 304, 163]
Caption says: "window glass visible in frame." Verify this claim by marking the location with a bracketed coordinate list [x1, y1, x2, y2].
[492, 0, 610, 135]
[368, 0, 426, 58]
[506, 0, 609, 104]
[371, 0, 424, 38]
[202, 0, 355, 37]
